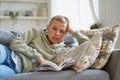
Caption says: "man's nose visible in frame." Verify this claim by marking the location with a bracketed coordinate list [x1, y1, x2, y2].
[55, 30, 60, 35]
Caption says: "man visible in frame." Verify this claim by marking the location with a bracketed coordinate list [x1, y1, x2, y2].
[0, 15, 89, 78]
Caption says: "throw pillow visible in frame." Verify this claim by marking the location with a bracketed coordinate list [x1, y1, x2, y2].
[70, 32, 103, 72]
[0, 31, 23, 47]
[53, 32, 103, 72]
[10, 31, 24, 37]
[0, 31, 15, 46]
[63, 32, 78, 47]
[80, 24, 120, 69]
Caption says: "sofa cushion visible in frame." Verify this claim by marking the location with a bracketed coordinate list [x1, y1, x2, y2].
[0, 31, 15, 46]
[80, 24, 120, 69]
[103, 49, 120, 80]
[0, 31, 23, 47]
[0, 69, 110, 80]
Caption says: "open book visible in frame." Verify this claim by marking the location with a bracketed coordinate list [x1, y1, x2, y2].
[35, 57, 75, 71]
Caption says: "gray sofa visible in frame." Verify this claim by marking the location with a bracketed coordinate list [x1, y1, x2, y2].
[0, 31, 120, 80]
[0, 49, 120, 80]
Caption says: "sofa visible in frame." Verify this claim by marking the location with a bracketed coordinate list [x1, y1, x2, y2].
[0, 24, 120, 80]
[0, 49, 119, 80]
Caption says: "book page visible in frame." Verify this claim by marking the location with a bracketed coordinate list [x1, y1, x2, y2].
[35, 57, 75, 71]
[38, 60, 61, 71]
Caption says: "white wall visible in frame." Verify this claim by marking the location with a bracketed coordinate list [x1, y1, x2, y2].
[98, 0, 120, 49]
[51, 0, 80, 30]
[51, 0, 94, 30]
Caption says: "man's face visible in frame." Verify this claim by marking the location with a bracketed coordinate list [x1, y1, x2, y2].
[47, 19, 67, 44]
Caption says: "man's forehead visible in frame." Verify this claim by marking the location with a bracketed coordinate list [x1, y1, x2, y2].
[51, 19, 67, 26]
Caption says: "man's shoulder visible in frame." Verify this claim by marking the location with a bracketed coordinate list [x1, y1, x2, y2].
[29, 28, 44, 35]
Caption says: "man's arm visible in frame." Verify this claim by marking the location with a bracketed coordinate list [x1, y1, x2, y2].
[10, 28, 45, 64]
[66, 23, 89, 44]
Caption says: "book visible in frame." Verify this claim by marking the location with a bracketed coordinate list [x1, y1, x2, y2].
[35, 57, 75, 71]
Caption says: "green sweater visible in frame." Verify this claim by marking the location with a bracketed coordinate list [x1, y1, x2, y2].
[10, 28, 89, 73]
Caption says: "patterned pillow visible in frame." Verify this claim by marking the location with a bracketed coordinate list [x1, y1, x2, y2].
[70, 32, 103, 72]
[52, 32, 103, 72]
[80, 24, 120, 69]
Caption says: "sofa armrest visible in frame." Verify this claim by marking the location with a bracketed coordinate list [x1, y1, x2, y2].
[103, 49, 120, 80]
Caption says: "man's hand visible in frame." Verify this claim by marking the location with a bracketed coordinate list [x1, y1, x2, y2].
[38, 56, 45, 64]
[66, 23, 75, 35]
[64, 16, 75, 34]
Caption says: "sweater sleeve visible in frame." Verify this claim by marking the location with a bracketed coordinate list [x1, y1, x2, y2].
[10, 28, 42, 59]
[72, 31, 90, 44]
